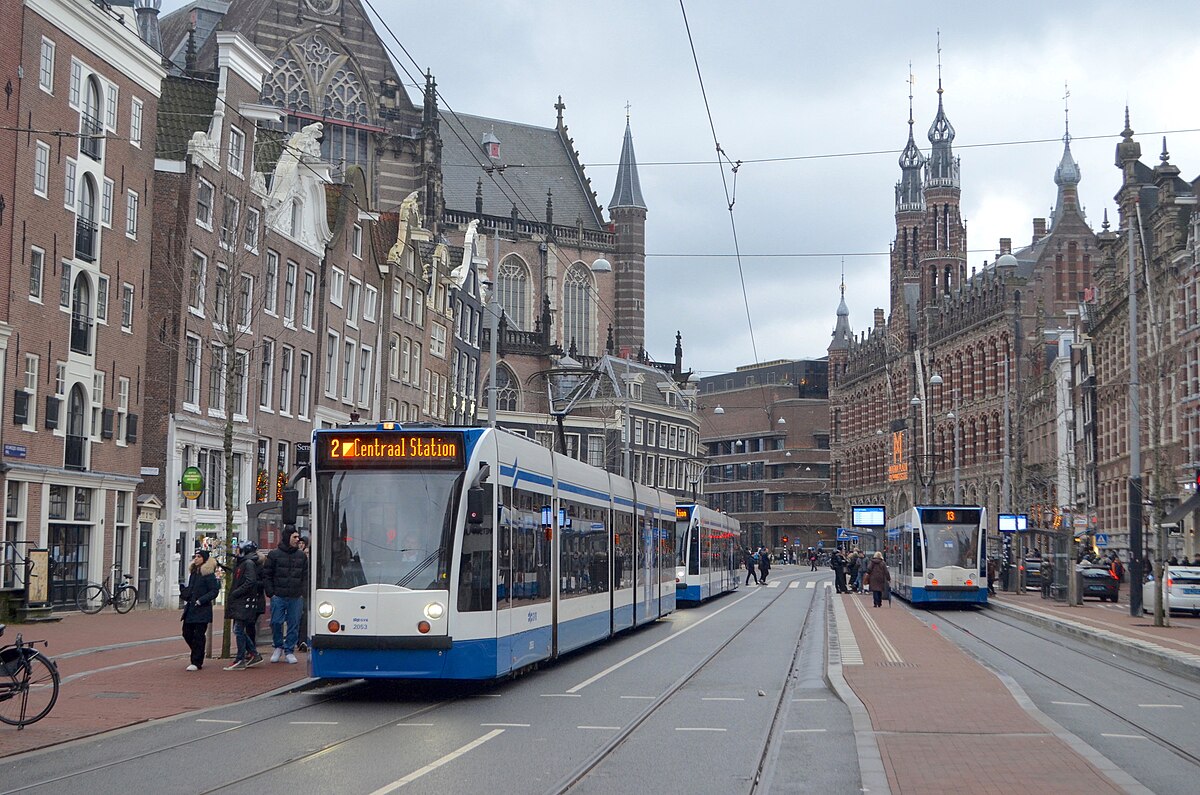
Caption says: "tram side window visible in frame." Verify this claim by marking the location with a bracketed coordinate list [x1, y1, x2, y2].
[688, 522, 700, 575]
[505, 483, 550, 606]
[911, 529, 924, 574]
[613, 509, 633, 589]
[458, 484, 493, 612]
[559, 499, 608, 597]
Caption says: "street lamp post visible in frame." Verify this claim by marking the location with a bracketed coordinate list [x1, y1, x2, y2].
[946, 387, 961, 504]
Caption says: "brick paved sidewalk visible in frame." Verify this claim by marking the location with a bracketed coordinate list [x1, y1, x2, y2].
[833, 592, 1140, 795]
[1, 607, 311, 758]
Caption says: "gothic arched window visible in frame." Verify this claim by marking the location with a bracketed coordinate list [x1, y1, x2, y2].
[562, 263, 594, 356]
[497, 255, 529, 330]
[485, 363, 519, 412]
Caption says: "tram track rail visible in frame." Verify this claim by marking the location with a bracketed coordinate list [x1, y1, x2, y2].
[930, 608, 1200, 770]
[546, 576, 821, 794]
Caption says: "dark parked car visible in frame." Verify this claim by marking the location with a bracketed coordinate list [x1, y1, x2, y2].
[1078, 564, 1120, 602]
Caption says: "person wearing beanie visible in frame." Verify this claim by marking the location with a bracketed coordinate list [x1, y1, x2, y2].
[224, 542, 266, 670]
[180, 549, 220, 670]
[263, 528, 309, 664]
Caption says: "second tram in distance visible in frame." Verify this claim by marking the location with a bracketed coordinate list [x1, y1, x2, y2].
[674, 504, 741, 604]
[866, 506, 988, 606]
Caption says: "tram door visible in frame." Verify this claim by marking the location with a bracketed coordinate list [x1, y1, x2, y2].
[612, 508, 634, 632]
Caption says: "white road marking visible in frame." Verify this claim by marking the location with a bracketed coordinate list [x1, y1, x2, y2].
[578, 726, 620, 730]
[1138, 704, 1183, 709]
[676, 727, 727, 732]
[850, 596, 903, 663]
[540, 693, 581, 698]
[1050, 701, 1089, 706]
[784, 728, 828, 733]
[792, 698, 827, 702]
[567, 589, 762, 693]
[789, 582, 800, 589]
[702, 697, 744, 701]
[397, 723, 436, 727]
[289, 721, 339, 725]
[469, 693, 502, 698]
[806, 582, 816, 589]
[1101, 733, 1146, 739]
[620, 695, 655, 700]
[368, 729, 504, 794]
[196, 719, 241, 724]
[481, 723, 528, 727]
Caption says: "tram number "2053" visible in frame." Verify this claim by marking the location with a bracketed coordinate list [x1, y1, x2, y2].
[351, 617, 369, 631]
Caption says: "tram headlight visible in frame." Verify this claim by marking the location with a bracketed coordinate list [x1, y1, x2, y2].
[317, 601, 335, 619]
[424, 602, 445, 620]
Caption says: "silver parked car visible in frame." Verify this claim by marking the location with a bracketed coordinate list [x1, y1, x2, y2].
[1142, 566, 1200, 616]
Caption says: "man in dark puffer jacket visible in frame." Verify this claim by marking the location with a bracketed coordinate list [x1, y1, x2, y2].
[263, 528, 308, 664]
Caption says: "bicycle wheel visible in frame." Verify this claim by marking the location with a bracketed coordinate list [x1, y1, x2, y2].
[76, 584, 107, 614]
[114, 584, 139, 614]
[0, 649, 60, 726]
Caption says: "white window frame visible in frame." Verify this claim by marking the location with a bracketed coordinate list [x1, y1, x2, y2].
[130, 97, 143, 148]
[227, 126, 245, 176]
[297, 351, 312, 420]
[29, 246, 45, 303]
[96, 275, 108, 323]
[39, 38, 55, 94]
[23, 354, 38, 430]
[264, 250, 278, 315]
[358, 344, 373, 406]
[430, 323, 447, 358]
[237, 273, 253, 332]
[117, 376, 130, 444]
[346, 277, 361, 327]
[324, 330, 339, 397]
[352, 224, 363, 258]
[100, 177, 113, 227]
[33, 142, 50, 197]
[64, 158, 76, 211]
[330, 267, 344, 307]
[243, 207, 260, 253]
[341, 339, 355, 403]
[121, 282, 134, 330]
[208, 342, 226, 417]
[125, 190, 139, 239]
[283, 260, 297, 324]
[184, 334, 201, 410]
[233, 349, 249, 418]
[302, 270, 315, 330]
[104, 82, 118, 131]
[278, 344, 294, 416]
[213, 263, 229, 329]
[258, 338, 275, 411]
[219, 195, 239, 249]
[363, 285, 378, 323]
[68, 58, 80, 107]
[195, 178, 214, 229]
[188, 250, 207, 315]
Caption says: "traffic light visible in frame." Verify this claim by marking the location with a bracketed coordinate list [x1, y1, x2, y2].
[781, 535, 789, 545]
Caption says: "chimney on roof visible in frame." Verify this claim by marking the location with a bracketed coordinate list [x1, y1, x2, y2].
[999, 238, 1012, 255]
[1032, 218, 1046, 244]
[874, 308, 885, 329]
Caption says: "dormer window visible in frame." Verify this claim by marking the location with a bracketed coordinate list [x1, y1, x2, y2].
[481, 128, 500, 160]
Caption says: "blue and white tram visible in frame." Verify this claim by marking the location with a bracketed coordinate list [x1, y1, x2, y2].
[307, 424, 677, 680]
[674, 504, 741, 604]
[876, 506, 987, 606]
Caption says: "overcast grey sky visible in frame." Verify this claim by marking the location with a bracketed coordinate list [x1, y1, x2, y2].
[161, 1, 1200, 376]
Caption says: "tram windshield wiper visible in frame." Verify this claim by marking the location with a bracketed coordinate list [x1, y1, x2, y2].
[396, 549, 442, 588]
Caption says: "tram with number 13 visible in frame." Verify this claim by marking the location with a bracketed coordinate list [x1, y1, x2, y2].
[301, 423, 678, 680]
[863, 506, 988, 606]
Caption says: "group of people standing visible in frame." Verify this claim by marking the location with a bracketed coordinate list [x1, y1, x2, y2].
[178, 528, 310, 671]
[828, 547, 891, 606]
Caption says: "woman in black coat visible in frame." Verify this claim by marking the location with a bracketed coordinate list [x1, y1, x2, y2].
[225, 543, 266, 669]
[180, 549, 221, 671]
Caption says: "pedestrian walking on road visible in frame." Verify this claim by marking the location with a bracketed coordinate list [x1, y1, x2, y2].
[180, 549, 220, 671]
[809, 550, 818, 571]
[263, 528, 309, 664]
[758, 547, 770, 585]
[225, 542, 266, 670]
[848, 550, 862, 593]
[866, 551, 891, 607]
[744, 548, 759, 585]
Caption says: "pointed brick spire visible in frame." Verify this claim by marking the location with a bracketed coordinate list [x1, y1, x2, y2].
[609, 112, 646, 210]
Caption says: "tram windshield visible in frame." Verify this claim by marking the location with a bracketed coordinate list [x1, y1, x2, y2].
[923, 521, 978, 569]
[315, 469, 463, 590]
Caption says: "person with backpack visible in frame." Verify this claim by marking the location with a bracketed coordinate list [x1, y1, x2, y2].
[224, 542, 266, 671]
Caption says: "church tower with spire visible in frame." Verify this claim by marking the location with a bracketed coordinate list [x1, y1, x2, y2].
[890, 68, 927, 329]
[919, 43, 966, 316]
[610, 112, 648, 352]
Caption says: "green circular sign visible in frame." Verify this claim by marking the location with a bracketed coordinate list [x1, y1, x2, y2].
[181, 466, 204, 500]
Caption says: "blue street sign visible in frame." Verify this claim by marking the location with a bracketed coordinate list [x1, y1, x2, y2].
[1095, 533, 1109, 547]
[836, 528, 851, 541]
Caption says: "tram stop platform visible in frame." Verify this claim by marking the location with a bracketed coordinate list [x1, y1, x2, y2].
[0, 607, 313, 759]
[828, 587, 1200, 795]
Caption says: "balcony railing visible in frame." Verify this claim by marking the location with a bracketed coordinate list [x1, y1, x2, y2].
[70, 312, 93, 354]
[65, 434, 88, 471]
[75, 217, 96, 262]
[80, 113, 103, 160]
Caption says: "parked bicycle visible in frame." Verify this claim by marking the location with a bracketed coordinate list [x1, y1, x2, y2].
[0, 623, 60, 729]
[76, 565, 139, 614]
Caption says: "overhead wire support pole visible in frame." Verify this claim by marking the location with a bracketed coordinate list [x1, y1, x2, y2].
[1128, 204, 1143, 617]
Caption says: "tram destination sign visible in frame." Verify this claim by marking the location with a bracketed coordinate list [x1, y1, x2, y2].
[315, 431, 465, 470]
